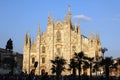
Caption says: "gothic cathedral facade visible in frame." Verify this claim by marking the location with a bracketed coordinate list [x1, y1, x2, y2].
[22, 7, 102, 75]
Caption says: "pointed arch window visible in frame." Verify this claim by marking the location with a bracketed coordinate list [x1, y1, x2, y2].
[42, 46, 45, 53]
[32, 57, 35, 64]
[56, 30, 61, 42]
[42, 57, 45, 63]
[57, 48, 61, 55]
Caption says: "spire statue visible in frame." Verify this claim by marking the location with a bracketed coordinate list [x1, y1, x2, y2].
[38, 23, 40, 35]
[27, 33, 31, 47]
[68, 4, 72, 25]
[24, 33, 28, 45]
[37, 23, 41, 41]
[48, 13, 54, 25]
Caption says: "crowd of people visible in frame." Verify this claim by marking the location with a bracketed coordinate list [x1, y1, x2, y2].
[0, 71, 119, 80]
[0, 72, 49, 80]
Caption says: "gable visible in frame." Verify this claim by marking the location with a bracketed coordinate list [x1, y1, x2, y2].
[54, 20, 63, 30]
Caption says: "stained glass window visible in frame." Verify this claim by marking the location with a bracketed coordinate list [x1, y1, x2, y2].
[56, 31, 61, 42]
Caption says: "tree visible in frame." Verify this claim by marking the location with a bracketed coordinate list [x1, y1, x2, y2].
[6, 38, 13, 52]
[102, 57, 113, 80]
[100, 47, 108, 59]
[68, 58, 77, 79]
[93, 56, 103, 76]
[93, 61, 101, 76]
[69, 58, 77, 75]
[86, 57, 94, 80]
[51, 56, 66, 80]
[82, 60, 89, 75]
[74, 51, 85, 80]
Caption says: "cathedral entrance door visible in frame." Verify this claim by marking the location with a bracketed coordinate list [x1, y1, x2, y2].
[41, 69, 45, 75]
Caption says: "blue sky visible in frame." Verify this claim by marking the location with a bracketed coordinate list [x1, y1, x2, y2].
[0, 0, 120, 58]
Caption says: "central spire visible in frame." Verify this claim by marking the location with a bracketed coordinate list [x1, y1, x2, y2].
[68, 4, 71, 16]
[68, 4, 72, 25]
[38, 23, 40, 34]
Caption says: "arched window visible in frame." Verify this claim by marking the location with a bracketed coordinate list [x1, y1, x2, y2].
[32, 57, 35, 64]
[41, 69, 45, 75]
[42, 46, 45, 53]
[42, 57, 45, 63]
[56, 48, 61, 56]
[57, 48, 60, 55]
[56, 31, 61, 42]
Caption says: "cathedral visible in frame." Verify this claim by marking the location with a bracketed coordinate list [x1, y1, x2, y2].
[22, 7, 102, 75]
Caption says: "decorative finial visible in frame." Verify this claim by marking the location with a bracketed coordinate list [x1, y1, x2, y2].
[68, 4, 71, 15]
[27, 32, 31, 46]
[24, 33, 28, 45]
[68, 4, 72, 25]
[38, 23, 40, 34]
[48, 13, 51, 24]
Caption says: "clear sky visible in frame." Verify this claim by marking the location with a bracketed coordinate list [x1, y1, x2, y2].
[0, 0, 120, 58]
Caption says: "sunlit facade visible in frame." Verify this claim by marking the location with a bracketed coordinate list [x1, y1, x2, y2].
[22, 7, 102, 75]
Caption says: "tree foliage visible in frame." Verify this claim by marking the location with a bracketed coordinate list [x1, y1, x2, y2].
[68, 58, 77, 75]
[100, 47, 108, 59]
[73, 51, 87, 80]
[101, 57, 113, 80]
[86, 57, 94, 79]
[70, 51, 96, 80]
[51, 56, 66, 80]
